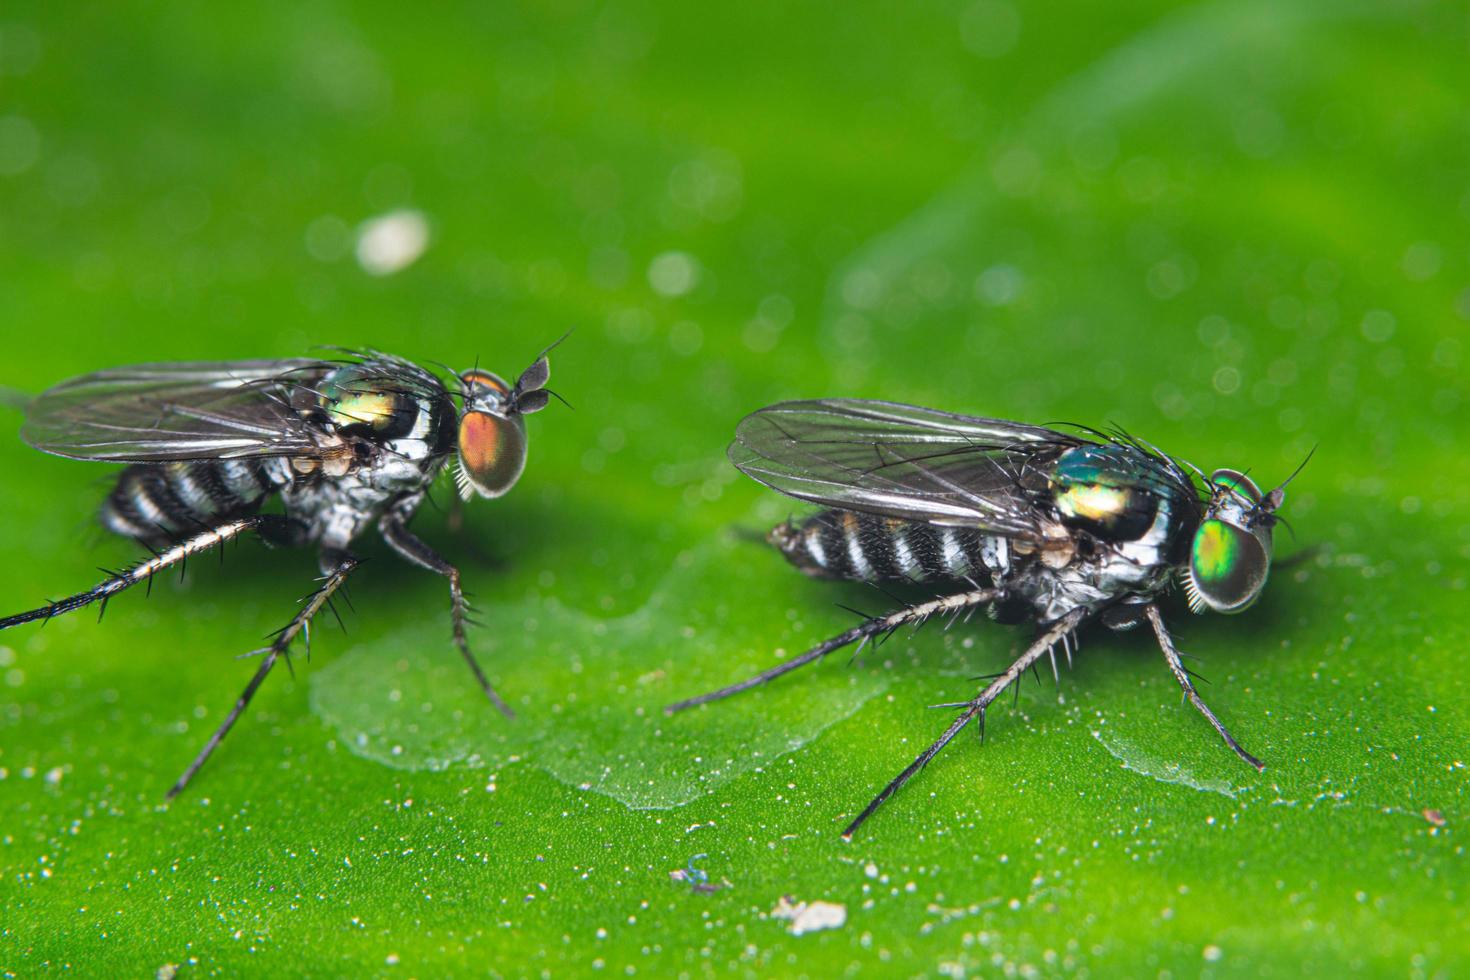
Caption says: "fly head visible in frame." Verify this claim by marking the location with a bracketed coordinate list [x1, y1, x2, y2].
[1185, 468, 1281, 614]
[453, 343, 559, 500]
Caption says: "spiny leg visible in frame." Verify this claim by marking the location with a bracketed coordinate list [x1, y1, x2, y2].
[378, 515, 514, 718]
[843, 608, 1086, 839]
[0, 515, 292, 631]
[167, 554, 361, 798]
[665, 588, 998, 715]
[1144, 604, 1264, 771]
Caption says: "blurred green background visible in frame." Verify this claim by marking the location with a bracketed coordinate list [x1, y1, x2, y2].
[1, 0, 1466, 976]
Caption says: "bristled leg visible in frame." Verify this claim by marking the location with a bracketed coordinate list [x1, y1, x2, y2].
[842, 608, 1087, 839]
[167, 552, 361, 798]
[0, 515, 291, 631]
[378, 514, 514, 718]
[1144, 604, 1264, 771]
[664, 588, 999, 714]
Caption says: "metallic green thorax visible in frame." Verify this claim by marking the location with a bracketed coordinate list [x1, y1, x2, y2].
[1050, 444, 1165, 542]
[319, 366, 417, 438]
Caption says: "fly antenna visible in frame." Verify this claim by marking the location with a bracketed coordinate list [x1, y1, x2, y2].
[509, 331, 572, 415]
[540, 387, 574, 411]
[533, 328, 573, 363]
[1260, 445, 1315, 514]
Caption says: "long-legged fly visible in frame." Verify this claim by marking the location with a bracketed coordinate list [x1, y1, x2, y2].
[667, 399, 1303, 837]
[2, 344, 561, 796]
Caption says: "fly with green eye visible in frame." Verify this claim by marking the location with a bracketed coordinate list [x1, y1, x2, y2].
[665, 400, 1305, 837]
[0, 342, 562, 796]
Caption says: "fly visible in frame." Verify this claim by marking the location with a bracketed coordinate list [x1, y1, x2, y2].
[1, 342, 562, 796]
[665, 399, 1304, 837]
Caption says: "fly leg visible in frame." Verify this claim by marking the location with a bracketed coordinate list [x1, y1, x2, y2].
[1144, 604, 1264, 771]
[378, 514, 514, 718]
[0, 515, 294, 632]
[843, 608, 1087, 839]
[167, 551, 361, 798]
[665, 588, 998, 714]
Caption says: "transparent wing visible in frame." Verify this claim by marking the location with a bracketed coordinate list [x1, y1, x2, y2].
[729, 399, 1091, 537]
[20, 360, 332, 462]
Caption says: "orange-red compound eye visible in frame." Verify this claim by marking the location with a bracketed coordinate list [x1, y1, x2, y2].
[460, 370, 511, 395]
[457, 411, 527, 498]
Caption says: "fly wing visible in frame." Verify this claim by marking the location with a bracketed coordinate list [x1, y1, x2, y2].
[20, 360, 332, 462]
[729, 399, 1090, 537]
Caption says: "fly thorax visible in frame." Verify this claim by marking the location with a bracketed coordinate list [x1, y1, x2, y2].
[1050, 445, 1161, 543]
[1111, 494, 1179, 580]
[317, 364, 453, 466]
[319, 366, 421, 439]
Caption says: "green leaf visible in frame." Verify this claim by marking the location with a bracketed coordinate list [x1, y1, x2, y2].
[1, 0, 1464, 975]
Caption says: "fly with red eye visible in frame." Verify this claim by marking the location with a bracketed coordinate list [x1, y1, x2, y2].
[0, 342, 564, 797]
[453, 337, 561, 500]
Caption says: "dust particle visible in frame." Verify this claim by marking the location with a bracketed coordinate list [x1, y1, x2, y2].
[771, 896, 847, 935]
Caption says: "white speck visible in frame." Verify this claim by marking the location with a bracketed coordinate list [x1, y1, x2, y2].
[864, 863, 879, 879]
[647, 251, 699, 297]
[1203, 944, 1223, 962]
[44, 767, 63, 786]
[355, 209, 429, 276]
[385, 952, 400, 966]
[771, 896, 847, 936]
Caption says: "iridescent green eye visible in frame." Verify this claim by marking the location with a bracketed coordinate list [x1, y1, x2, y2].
[1187, 518, 1270, 613]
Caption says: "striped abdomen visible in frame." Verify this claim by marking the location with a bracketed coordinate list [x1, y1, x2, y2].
[770, 510, 992, 584]
[101, 459, 290, 542]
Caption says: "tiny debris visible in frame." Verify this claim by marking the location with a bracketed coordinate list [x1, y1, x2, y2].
[355, 209, 429, 276]
[669, 853, 730, 895]
[770, 896, 847, 935]
[1423, 808, 1446, 828]
[155, 965, 179, 980]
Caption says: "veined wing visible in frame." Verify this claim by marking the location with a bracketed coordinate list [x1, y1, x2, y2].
[21, 359, 331, 462]
[729, 399, 1090, 537]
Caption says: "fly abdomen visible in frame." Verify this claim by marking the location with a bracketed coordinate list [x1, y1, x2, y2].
[101, 459, 287, 542]
[770, 510, 990, 584]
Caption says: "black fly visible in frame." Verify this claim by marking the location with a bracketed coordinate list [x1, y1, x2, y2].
[666, 399, 1300, 837]
[1, 344, 561, 796]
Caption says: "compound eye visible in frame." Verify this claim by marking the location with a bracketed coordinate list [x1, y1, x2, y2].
[461, 369, 511, 396]
[1209, 468, 1263, 505]
[460, 370, 514, 416]
[1187, 519, 1270, 614]
[457, 411, 527, 499]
